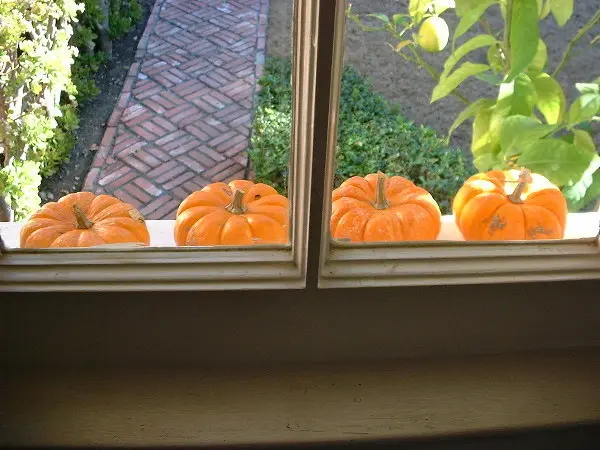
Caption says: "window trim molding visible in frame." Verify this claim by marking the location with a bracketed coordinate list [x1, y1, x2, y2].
[0, 0, 320, 292]
[316, 0, 600, 289]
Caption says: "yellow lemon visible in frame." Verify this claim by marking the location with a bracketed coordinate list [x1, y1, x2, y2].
[417, 16, 449, 53]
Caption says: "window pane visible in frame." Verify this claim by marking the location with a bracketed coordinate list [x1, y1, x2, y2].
[1, 0, 295, 250]
[327, 0, 599, 244]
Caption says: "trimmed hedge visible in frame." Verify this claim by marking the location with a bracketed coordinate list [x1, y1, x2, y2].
[249, 57, 475, 214]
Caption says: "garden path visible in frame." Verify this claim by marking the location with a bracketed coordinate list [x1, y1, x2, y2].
[84, 0, 268, 219]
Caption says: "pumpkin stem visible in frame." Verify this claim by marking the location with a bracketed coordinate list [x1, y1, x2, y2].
[508, 168, 532, 204]
[226, 189, 247, 215]
[72, 204, 94, 229]
[373, 171, 390, 210]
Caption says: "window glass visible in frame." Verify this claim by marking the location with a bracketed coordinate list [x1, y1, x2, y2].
[328, 0, 599, 244]
[1, 0, 293, 250]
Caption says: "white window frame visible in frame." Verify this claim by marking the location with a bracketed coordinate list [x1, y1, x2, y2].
[0, 0, 319, 292]
[316, 0, 600, 288]
[1, 0, 600, 292]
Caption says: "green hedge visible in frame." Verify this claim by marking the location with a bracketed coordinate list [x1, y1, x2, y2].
[249, 57, 475, 214]
[0, 0, 141, 220]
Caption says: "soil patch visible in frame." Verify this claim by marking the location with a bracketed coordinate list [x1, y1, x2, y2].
[40, 0, 156, 202]
[266, 0, 600, 153]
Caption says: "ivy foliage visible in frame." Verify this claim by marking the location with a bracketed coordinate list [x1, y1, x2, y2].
[249, 57, 474, 214]
[0, 0, 142, 220]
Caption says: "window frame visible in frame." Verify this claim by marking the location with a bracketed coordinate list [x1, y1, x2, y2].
[0, 0, 319, 292]
[315, 0, 600, 289]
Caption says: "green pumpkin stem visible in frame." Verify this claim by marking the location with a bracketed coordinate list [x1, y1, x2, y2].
[72, 204, 94, 229]
[374, 171, 390, 210]
[508, 168, 532, 204]
[226, 189, 247, 215]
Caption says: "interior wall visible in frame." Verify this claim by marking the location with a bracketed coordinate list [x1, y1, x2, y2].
[2, 280, 599, 367]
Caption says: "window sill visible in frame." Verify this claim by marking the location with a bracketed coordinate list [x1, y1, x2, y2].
[2, 348, 600, 447]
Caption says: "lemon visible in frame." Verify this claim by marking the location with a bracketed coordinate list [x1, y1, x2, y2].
[417, 16, 449, 53]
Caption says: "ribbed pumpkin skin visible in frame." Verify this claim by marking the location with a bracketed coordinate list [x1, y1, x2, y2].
[20, 192, 150, 248]
[174, 180, 289, 246]
[452, 169, 567, 241]
[330, 173, 442, 242]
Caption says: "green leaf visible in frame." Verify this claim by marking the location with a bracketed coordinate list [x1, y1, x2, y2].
[440, 34, 496, 80]
[506, 0, 540, 83]
[392, 14, 409, 27]
[531, 73, 566, 124]
[539, 0, 551, 18]
[447, 98, 495, 142]
[409, 0, 429, 23]
[573, 129, 596, 153]
[527, 39, 547, 74]
[562, 162, 600, 211]
[367, 13, 390, 25]
[431, 62, 490, 103]
[395, 40, 413, 52]
[568, 93, 600, 126]
[549, 0, 573, 27]
[487, 44, 504, 73]
[432, 0, 456, 14]
[517, 139, 599, 186]
[575, 83, 600, 95]
[499, 115, 558, 157]
[474, 152, 502, 172]
[454, 0, 497, 42]
[511, 73, 537, 116]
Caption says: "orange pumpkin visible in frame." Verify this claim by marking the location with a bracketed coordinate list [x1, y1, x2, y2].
[20, 192, 150, 248]
[330, 172, 442, 242]
[174, 180, 289, 246]
[452, 168, 567, 240]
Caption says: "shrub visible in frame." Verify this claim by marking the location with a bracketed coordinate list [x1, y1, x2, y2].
[249, 57, 475, 214]
[0, 0, 143, 220]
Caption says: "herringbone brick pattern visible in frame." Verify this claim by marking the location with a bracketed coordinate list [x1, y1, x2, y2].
[84, 0, 268, 219]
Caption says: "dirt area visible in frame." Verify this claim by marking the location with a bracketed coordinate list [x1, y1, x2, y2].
[40, 0, 155, 202]
[266, 0, 600, 154]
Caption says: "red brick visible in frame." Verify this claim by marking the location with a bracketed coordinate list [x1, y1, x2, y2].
[100, 127, 117, 148]
[124, 183, 152, 203]
[155, 165, 188, 184]
[98, 165, 131, 186]
[175, 155, 205, 174]
[146, 146, 171, 162]
[132, 125, 158, 141]
[162, 170, 196, 189]
[203, 159, 235, 178]
[134, 178, 163, 196]
[149, 199, 180, 220]
[141, 121, 171, 138]
[141, 98, 167, 114]
[167, 137, 200, 156]
[107, 170, 137, 190]
[140, 195, 173, 216]
[134, 151, 162, 168]
[190, 145, 225, 162]
[123, 155, 151, 173]
[155, 130, 187, 146]
[152, 116, 177, 132]
[185, 124, 210, 141]
[83, 168, 100, 191]
[148, 160, 178, 178]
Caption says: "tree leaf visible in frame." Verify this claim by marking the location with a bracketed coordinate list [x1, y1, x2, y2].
[539, 0, 551, 18]
[562, 162, 600, 211]
[447, 98, 495, 142]
[454, 0, 497, 42]
[367, 13, 390, 24]
[506, 0, 540, 83]
[440, 34, 496, 80]
[573, 129, 596, 153]
[517, 139, 598, 186]
[395, 40, 413, 52]
[531, 73, 566, 124]
[510, 73, 537, 116]
[392, 14, 410, 27]
[432, 0, 456, 14]
[527, 39, 547, 74]
[575, 83, 600, 95]
[409, 0, 429, 23]
[567, 93, 600, 126]
[431, 62, 490, 103]
[499, 115, 558, 157]
[549, 0, 573, 27]
[474, 152, 502, 172]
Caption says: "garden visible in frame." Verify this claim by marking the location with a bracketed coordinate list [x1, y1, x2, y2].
[1, 0, 599, 248]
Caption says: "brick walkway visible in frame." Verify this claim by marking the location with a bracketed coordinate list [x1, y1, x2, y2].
[83, 0, 268, 219]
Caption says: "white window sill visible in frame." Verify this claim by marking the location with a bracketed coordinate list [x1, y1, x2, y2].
[2, 213, 598, 249]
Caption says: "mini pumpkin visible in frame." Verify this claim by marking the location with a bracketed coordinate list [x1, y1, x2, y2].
[330, 172, 442, 242]
[20, 192, 150, 248]
[174, 180, 289, 246]
[452, 168, 567, 240]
